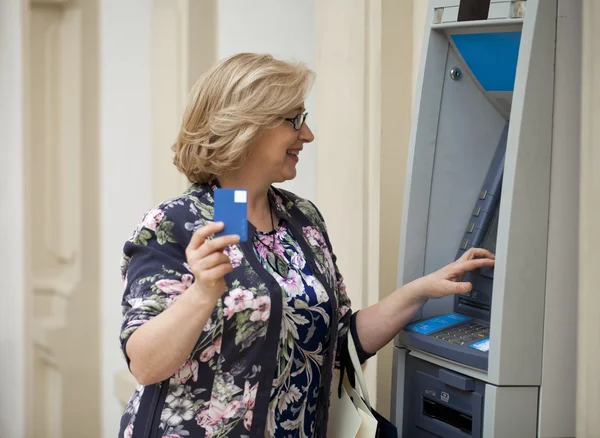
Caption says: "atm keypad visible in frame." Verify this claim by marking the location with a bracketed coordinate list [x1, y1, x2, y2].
[432, 323, 489, 346]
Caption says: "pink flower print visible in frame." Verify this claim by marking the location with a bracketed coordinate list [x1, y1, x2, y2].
[200, 337, 222, 363]
[321, 245, 336, 278]
[165, 296, 177, 308]
[339, 305, 350, 319]
[155, 274, 193, 295]
[254, 240, 270, 259]
[196, 406, 213, 427]
[224, 245, 244, 268]
[243, 380, 258, 410]
[126, 318, 146, 329]
[223, 400, 242, 419]
[290, 253, 305, 270]
[174, 359, 199, 385]
[302, 226, 325, 247]
[276, 269, 304, 298]
[197, 398, 243, 429]
[275, 223, 287, 240]
[142, 208, 165, 231]
[273, 238, 286, 257]
[124, 424, 133, 438]
[249, 296, 271, 322]
[244, 410, 253, 431]
[200, 424, 217, 438]
[203, 317, 215, 332]
[223, 288, 254, 320]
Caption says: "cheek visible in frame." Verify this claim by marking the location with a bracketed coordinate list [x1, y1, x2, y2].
[269, 141, 296, 163]
[280, 134, 298, 154]
[255, 146, 287, 164]
[250, 129, 297, 164]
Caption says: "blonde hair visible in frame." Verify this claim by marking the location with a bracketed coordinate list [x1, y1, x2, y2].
[172, 53, 316, 184]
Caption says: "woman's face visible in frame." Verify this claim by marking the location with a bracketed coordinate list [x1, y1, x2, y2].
[246, 108, 314, 185]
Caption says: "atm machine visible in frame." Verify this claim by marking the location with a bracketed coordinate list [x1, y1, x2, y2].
[391, 1, 580, 437]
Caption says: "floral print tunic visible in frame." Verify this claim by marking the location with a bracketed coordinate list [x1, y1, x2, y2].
[253, 221, 332, 437]
[118, 181, 373, 438]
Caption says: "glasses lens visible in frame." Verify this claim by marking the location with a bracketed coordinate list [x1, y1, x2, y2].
[295, 113, 307, 130]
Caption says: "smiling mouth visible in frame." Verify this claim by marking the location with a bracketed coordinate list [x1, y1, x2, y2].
[287, 149, 300, 156]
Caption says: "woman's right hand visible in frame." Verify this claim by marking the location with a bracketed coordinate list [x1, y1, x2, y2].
[185, 221, 240, 301]
[413, 247, 495, 300]
[126, 221, 240, 386]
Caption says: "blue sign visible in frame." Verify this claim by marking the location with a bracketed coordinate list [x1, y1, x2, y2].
[451, 32, 522, 92]
[406, 313, 472, 335]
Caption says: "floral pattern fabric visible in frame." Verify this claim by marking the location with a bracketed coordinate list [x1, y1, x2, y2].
[117, 182, 372, 438]
[253, 221, 332, 437]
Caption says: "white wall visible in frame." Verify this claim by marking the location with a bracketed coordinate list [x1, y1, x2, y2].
[100, 1, 154, 437]
[0, 1, 25, 436]
[412, 0, 428, 105]
[217, 0, 317, 201]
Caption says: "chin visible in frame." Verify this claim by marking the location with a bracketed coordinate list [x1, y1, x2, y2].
[272, 170, 297, 184]
[282, 170, 297, 182]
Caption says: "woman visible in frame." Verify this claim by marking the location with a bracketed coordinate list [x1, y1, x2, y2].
[118, 53, 494, 438]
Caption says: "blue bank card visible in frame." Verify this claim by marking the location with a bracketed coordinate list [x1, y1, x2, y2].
[214, 188, 248, 242]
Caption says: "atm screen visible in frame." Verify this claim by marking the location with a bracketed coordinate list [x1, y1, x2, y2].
[480, 204, 500, 254]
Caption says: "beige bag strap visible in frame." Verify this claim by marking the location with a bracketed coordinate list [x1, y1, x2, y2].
[347, 333, 371, 409]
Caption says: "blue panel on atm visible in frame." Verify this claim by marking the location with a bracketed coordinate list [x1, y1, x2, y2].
[406, 314, 472, 335]
[398, 318, 490, 370]
[451, 32, 521, 91]
[469, 338, 490, 352]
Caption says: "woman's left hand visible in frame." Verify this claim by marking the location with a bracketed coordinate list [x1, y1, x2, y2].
[414, 248, 495, 300]
[356, 247, 495, 354]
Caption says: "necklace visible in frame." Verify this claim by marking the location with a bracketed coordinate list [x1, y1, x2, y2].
[268, 194, 275, 250]
[255, 194, 289, 278]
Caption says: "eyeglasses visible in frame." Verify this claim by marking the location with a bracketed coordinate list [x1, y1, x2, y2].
[282, 112, 308, 131]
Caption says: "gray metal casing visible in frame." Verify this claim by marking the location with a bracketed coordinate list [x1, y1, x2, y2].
[392, 0, 579, 437]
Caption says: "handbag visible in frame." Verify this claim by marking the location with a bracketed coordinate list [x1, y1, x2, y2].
[327, 333, 398, 438]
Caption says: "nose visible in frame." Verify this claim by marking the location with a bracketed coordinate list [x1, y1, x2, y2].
[299, 122, 315, 143]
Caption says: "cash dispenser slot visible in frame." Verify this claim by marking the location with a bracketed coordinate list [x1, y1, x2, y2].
[423, 398, 473, 434]
[403, 356, 485, 438]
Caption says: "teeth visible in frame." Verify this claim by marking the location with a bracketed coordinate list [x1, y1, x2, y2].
[287, 150, 300, 156]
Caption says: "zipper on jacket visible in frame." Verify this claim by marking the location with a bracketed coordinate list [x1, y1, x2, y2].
[144, 380, 167, 438]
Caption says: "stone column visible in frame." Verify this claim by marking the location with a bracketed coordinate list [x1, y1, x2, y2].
[577, 0, 600, 436]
